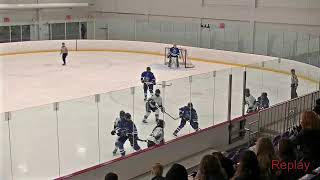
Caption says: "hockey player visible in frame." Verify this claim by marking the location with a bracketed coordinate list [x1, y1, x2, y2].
[142, 89, 164, 123]
[244, 88, 257, 113]
[167, 44, 180, 68]
[114, 113, 141, 156]
[141, 67, 156, 101]
[147, 119, 165, 147]
[111, 110, 126, 155]
[257, 92, 270, 110]
[173, 102, 199, 137]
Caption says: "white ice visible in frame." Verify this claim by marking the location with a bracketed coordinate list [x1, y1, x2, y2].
[0, 51, 317, 180]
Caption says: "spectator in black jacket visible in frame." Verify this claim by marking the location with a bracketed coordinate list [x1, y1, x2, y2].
[151, 163, 165, 180]
[165, 163, 188, 180]
[292, 111, 320, 173]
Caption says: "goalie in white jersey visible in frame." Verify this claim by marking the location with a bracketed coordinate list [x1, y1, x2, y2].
[142, 89, 164, 123]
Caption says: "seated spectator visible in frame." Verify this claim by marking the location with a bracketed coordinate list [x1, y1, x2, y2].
[313, 98, 320, 115]
[105, 172, 118, 180]
[232, 150, 261, 180]
[194, 154, 228, 180]
[276, 138, 302, 180]
[292, 111, 320, 172]
[165, 163, 188, 180]
[255, 137, 277, 180]
[212, 151, 235, 178]
[257, 92, 270, 110]
[151, 163, 165, 180]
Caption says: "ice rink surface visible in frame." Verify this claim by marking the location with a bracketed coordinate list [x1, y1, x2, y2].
[0, 51, 318, 179]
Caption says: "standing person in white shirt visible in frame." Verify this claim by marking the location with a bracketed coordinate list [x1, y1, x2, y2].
[60, 42, 68, 66]
[244, 88, 257, 113]
[290, 69, 298, 99]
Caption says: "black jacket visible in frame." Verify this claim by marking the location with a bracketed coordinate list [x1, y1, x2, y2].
[151, 176, 165, 180]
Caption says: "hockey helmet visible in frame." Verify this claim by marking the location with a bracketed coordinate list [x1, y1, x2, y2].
[155, 89, 161, 95]
[119, 110, 125, 118]
[146, 67, 151, 71]
[187, 102, 193, 108]
[125, 113, 131, 120]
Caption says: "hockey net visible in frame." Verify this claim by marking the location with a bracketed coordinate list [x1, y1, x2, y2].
[164, 47, 195, 68]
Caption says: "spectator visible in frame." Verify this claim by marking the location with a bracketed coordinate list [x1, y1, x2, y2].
[257, 92, 270, 110]
[290, 69, 298, 99]
[81, 23, 87, 39]
[105, 172, 118, 180]
[195, 154, 227, 180]
[255, 137, 277, 180]
[165, 163, 188, 180]
[244, 88, 257, 113]
[151, 163, 165, 180]
[232, 150, 261, 180]
[292, 111, 320, 172]
[212, 151, 235, 178]
[276, 138, 301, 180]
[313, 98, 320, 115]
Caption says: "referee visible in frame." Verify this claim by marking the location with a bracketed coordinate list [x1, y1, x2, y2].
[60, 42, 68, 66]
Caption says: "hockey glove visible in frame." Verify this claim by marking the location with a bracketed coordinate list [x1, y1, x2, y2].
[111, 130, 116, 135]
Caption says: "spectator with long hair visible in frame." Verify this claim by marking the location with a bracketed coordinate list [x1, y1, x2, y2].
[165, 163, 188, 180]
[212, 152, 235, 178]
[232, 150, 261, 180]
[292, 111, 320, 172]
[255, 137, 277, 180]
[194, 154, 227, 180]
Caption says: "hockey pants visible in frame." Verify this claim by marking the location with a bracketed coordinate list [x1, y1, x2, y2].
[143, 83, 154, 97]
[174, 118, 198, 134]
[168, 56, 179, 67]
[118, 135, 141, 156]
[143, 104, 159, 121]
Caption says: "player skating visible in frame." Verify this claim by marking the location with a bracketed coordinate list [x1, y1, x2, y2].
[147, 119, 165, 147]
[111, 113, 141, 156]
[141, 67, 156, 101]
[244, 88, 257, 113]
[173, 102, 200, 137]
[142, 89, 164, 123]
[111, 110, 126, 155]
[60, 42, 68, 66]
[167, 44, 180, 68]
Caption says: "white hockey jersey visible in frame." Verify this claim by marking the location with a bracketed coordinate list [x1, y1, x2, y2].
[245, 95, 257, 111]
[148, 127, 164, 145]
[148, 94, 163, 108]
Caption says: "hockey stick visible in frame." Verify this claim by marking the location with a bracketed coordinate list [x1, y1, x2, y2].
[163, 111, 180, 120]
[156, 83, 172, 86]
[136, 138, 147, 142]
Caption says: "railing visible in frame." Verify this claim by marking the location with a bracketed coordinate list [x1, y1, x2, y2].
[1, 40, 320, 180]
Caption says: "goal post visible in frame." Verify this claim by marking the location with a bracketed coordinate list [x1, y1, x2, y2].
[164, 47, 194, 68]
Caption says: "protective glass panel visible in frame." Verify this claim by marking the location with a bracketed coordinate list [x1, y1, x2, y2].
[86, 21, 95, 39]
[94, 19, 109, 40]
[136, 19, 161, 42]
[51, 23, 65, 40]
[184, 23, 199, 47]
[254, 31, 268, 55]
[190, 72, 214, 128]
[214, 69, 230, 124]
[160, 21, 175, 44]
[0, 26, 10, 43]
[171, 23, 187, 46]
[224, 28, 239, 51]
[9, 105, 59, 179]
[267, 31, 283, 57]
[283, 32, 297, 59]
[0, 114, 12, 180]
[295, 33, 309, 64]
[200, 27, 210, 49]
[66, 22, 79, 40]
[231, 67, 244, 119]
[10, 25, 21, 42]
[22, 25, 31, 41]
[99, 88, 135, 161]
[57, 96, 99, 176]
[212, 28, 225, 50]
[238, 28, 251, 53]
[109, 19, 135, 41]
[163, 77, 191, 139]
[309, 35, 320, 67]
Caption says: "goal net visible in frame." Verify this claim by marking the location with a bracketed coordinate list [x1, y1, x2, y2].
[164, 47, 194, 68]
